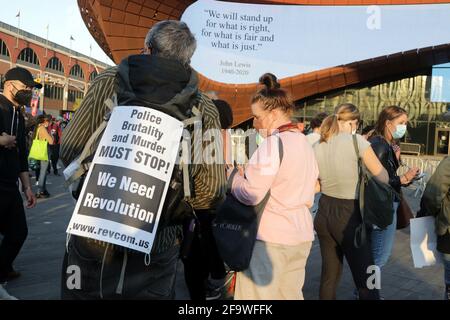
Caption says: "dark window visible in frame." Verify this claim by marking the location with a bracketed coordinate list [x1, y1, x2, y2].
[46, 57, 64, 73]
[0, 74, 5, 90]
[18, 48, 40, 66]
[44, 84, 63, 100]
[68, 89, 84, 102]
[69, 64, 84, 80]
[89, 70, 98, 81]
[0, 39, 10, 58]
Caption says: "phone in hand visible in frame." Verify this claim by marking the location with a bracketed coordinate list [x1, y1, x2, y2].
[413, 172, 426, 181]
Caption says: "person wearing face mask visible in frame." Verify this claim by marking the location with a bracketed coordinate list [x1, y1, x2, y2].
[228, 73, 319, 300]
[368, 107, 419, 271]
[314, 104, 389, 300]
[0, 67, 39, 299]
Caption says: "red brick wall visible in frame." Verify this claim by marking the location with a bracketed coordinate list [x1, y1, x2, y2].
[0, 31, 104, 80]
[0, 30, 106, 112]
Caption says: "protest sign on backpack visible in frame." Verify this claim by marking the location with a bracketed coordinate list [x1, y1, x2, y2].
[66, 106, 184, 254]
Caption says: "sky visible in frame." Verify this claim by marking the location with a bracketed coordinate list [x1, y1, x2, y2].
[0, 0, 114, 66]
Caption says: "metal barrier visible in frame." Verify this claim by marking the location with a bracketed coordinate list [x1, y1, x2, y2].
[399, 142, 421, 156]
[398, 155, 442, 198]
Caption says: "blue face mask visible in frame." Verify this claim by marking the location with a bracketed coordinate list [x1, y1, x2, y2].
[392, 124, 407, 139]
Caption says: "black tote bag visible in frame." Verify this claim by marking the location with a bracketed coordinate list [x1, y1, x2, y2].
[212, 138, 284, 271]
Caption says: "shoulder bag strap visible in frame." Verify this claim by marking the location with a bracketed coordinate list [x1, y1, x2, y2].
[35, 126, 42, 141]
[352, 134, 367, 248]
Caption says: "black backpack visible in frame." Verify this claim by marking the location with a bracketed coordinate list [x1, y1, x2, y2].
[64, 77, 202, 229]
[352, 135, 399, 248]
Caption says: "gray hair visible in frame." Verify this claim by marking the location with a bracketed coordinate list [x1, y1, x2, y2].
[144, 20, 197, 66]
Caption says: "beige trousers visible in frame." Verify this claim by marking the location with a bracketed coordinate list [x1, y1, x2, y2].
[234, 240, 312, 300]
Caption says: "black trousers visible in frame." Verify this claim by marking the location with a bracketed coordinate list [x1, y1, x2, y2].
[0, 188, 28, 282]
[182, 210, 226, 300]
[314, 194, 379, 300]
[61, 236, 180, 300]
[48, 144, 60, 174]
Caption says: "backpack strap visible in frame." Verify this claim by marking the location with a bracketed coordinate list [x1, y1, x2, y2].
[104, 93, 118, 111]
[352, 134, 367, 248]
[182, 106, 202, 126]
[64, 94, 118, 188]
[179, 106, 202, 199]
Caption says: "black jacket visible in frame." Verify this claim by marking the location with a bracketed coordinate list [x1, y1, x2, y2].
[0, 94, 28, 190]
[369, 136, 401, 195]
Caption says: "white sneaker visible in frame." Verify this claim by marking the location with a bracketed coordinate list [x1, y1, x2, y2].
[0, 284, 18, 300]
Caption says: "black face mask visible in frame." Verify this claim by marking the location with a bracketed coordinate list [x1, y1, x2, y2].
[14, 89, 33, 106]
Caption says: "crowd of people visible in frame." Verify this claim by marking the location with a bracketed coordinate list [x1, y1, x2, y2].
[0, 20, 448, 301]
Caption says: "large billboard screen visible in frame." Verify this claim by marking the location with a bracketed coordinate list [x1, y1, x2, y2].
[182, 0, 450, 84]
[431, 63, 450, 103]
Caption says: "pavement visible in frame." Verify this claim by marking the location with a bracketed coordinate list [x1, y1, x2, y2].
[2, 172, 446, 300]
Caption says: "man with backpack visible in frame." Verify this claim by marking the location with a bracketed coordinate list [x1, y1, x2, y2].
[60, 20, 225, 300]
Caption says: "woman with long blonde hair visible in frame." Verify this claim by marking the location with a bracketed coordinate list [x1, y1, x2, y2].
[314, 103, 389, 300]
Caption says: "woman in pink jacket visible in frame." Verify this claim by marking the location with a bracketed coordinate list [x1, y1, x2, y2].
[229, 74, 319, 300]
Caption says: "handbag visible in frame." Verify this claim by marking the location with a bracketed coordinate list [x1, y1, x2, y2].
[396, 192, 414, 229]
[212, 137, 284, 271]
[28, 127, 48, 161]
[352, 135, 398, 248]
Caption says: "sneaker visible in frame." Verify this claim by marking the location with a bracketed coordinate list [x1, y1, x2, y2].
[205, 277, 225, 301]
[205, 287, 222, 301]
[0, 284, 18, 300]
[205, 271, 236, 300]
[36, 191, 50, 199]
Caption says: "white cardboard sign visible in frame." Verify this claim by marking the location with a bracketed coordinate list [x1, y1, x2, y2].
[410, 216, 441, 268]
[66, 106, 184, 254]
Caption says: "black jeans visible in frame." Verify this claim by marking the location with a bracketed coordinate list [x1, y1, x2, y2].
[0, 188, 28, 282]
[314, 194, 379, 300]
[61, 236, 180, 300]
[48, 144, 60, 174]
[182, 210, 226, 300]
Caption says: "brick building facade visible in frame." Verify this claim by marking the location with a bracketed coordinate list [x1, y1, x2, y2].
[0, 21, 110, 116]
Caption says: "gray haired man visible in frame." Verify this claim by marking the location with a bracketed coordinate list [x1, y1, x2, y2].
[60, 20, 225, 299]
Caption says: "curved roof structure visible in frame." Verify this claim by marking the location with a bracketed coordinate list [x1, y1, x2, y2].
[78, 0, 450, 125]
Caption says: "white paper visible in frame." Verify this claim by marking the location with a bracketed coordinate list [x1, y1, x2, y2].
[66, 106, 184, 254]
[410, 217, 440, 268]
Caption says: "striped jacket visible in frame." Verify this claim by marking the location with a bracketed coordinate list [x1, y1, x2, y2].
[61, 67, 226, 253]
